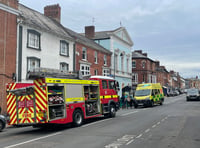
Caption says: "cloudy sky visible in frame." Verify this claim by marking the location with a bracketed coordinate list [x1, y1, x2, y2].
[19, 0, 200, 78]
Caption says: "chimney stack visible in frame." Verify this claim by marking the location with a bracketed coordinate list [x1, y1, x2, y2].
[44, 4, 61, 23]
[143, 53, 147, 57]
[85, 26, 95, 39]
[135, 50, 142, 54]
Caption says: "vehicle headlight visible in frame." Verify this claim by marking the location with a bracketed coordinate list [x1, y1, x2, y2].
[145, 97, 150, 100]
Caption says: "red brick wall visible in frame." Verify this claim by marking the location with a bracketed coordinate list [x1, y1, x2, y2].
[132, 58, 156, 84]
[75, 43, 111, 76]
[0, 0, 18, 113]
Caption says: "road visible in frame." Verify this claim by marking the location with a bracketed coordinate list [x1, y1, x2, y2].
[1, 94, 200, 148]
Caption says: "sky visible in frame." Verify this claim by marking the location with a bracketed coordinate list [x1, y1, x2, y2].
[19, 0, 200, 78]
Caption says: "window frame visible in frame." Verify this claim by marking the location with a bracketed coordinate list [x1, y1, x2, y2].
[60, 62, 69, 71]
[94, 51, 98, 64]
[104, 55, 107, 66]
[82, 47, 87, 60]
[60, 40, 69, 57]
[27, 57, 40, 72]
[27, 29, 41, 50]
[80, 64, 90, 76]
[103, 68, 110, 76]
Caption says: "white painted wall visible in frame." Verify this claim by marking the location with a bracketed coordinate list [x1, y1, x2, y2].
[19, 25, 74, 82]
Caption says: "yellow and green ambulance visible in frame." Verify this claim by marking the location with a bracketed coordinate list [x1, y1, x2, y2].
[133, 83, 164, 108]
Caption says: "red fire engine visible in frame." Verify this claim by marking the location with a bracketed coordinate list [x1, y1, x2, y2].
[7, 68, 119, 127]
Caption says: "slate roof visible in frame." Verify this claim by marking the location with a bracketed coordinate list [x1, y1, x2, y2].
[64, 28, 112, 54]
[18, 4, 73, 41]
[132, 51, 155, 62]
[18, 3, 111, 54]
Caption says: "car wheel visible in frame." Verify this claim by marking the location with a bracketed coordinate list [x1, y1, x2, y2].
[73, 109, 83, 127]
[0, 120, 5, 131]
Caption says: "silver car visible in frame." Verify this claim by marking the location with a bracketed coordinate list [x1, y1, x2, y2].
[186, 88, 200, 101]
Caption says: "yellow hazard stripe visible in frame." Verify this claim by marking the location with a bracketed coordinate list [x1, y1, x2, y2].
[66, 97, 84, 102]
[45, 78, 99, 85]
[100, 95, 118, 99]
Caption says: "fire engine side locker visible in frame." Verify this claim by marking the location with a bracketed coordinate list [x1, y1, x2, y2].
[47, 84, 66, 121]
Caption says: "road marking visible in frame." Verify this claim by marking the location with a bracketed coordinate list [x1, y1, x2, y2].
[4, 132, 62, 148]
[126, 139, 134, 145]
[152, 124, 157, 128]
[145, 129, 150, 133]
[161, 118, 165, 122]
[136, 134, 142, 139]
[82, 118, 112, 127]
[121, 111, 138, 116]
[157, 121, 161, 125]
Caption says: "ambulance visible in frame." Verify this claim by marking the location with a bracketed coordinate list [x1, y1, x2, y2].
[133, 83, 164, 108]
[7, 68, 119, 127]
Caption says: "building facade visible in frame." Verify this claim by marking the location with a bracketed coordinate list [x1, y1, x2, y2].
[64, 28, 112, 77]
[84, 26, 133, 97]
[0, 0, 19, 113]
[132, 50, 157, 90]
[17, 4, 75, 83]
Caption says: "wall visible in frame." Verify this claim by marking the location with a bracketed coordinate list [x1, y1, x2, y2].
[19, 25, 74, 82]
[0, 0, 18, 113]
[75, 43, 111, 75]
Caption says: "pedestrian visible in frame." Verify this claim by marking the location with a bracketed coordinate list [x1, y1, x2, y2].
[120, 93, 125, 109]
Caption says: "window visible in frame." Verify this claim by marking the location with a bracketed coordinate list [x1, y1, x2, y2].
[94, 51, 98, 64]
[121, 55, 124, 71]
[27, 57, 40, 72]
[80, 64, 90, 76]
[127, 58, 129, 73]
[104, 55, 107, 65]
[60, 40, 69, 56]
[132, 73, 138, 84]
[132, 61, 136, 68]
[102, 80, 108, 89]
[82, 47, 87, 60]
[103, 68, 110, 76]
[142, 61, 146, 69]
[60, 62, 69, 71]
[94, 69, 98, 75]
[27, 29, 41, 50]
[109, 81, 115, 89]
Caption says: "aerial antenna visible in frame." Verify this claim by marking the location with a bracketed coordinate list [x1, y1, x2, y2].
[92, 17, 95, 25]
[120, 21, 122, 27]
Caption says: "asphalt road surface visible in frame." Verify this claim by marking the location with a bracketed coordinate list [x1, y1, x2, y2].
[1, 94, 200, 148]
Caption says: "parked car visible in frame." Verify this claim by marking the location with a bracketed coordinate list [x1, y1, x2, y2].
[186, 88, 200, 101]
[0, 114, 6, 131]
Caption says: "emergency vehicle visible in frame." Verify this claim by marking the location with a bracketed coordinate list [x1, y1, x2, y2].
[7, 68, 119, 127]
[133, 83, 164, 108]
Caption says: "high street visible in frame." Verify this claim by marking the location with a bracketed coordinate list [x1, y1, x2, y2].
[1, 94, 200, 148]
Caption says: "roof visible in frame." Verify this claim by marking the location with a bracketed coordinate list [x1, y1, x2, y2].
[81, 27, 134, 46]
[18, 4, 111, 55]
[18, 4, 73, 41]
[132, 51, 155, 62]
[64, 28, 112, 54]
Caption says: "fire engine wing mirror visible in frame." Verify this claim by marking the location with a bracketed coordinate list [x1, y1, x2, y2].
[116, 81, 120, 91]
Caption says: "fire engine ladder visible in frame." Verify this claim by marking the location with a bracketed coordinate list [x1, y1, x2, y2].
[26, 68, 83, 80]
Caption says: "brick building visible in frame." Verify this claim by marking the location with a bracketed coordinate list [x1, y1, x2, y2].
[132, 50, 156, 90]
[0, 0, 19, 113]
[155, 61, 169, 87]
[64, 27, 112, 76]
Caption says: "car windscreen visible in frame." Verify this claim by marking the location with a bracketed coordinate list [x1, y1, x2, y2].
[187, 89, 198, 95]
[135, 89, 151, 97]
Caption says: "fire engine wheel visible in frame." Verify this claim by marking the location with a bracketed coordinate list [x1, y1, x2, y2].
[73, 109, 83, 127]
[109, 104, 116, 118]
